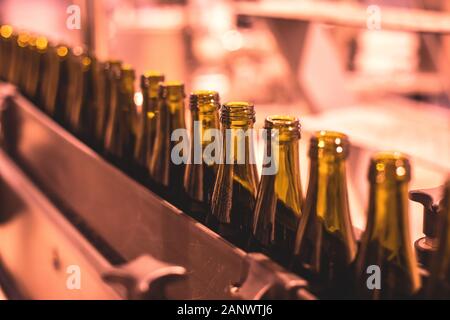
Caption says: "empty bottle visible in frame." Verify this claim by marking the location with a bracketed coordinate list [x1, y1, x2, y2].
[149, 81, 187, 198]
[293, 131, 356, 297]
[104, 64, 136, 167]
[134, 71, 164, 175]
[355, 151, 421, 299]
[208, 102, 259, 249]
[183, 90, 220, 221]
[252, 115, 303, 267]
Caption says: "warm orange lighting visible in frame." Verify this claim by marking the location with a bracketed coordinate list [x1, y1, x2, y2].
[0, 25, 13, 38]
[28, 36, 37, 47]
[144, 70, 163, 78]
[82, 56, 91, 67]
[35, 36, 48, 51]
[18, 32, 30, 47]
[121, 64, 134, 73]
[56, 46, 68, 57]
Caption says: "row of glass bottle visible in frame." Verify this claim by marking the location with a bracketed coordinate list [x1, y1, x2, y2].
[1, 25, 449, 300]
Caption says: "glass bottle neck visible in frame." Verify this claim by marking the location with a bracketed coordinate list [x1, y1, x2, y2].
[157, 98, 186, 134]
[191, 109, 219, 146]
[307, 157, 352, 235]
[220, 125, 255, 165]
[166, 98, 184, 114]
[367, 181, 412, 253]
[118, 88, 134, 109]
[271, 138, 303, 214]
[141, 81, 160, 116]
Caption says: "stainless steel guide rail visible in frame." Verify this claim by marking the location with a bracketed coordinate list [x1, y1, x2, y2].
[0, 83, 314, 300]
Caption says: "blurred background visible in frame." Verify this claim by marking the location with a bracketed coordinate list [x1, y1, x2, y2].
[1, 0, 449, 239]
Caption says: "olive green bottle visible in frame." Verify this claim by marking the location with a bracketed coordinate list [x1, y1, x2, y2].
[293, 131, 356, 297]
[6, 30, 23, 86]
[133, 71, 164, 174]
[41, 44, 70, 120]
[148, 81, 187, 197]
[21, 34, 34, 97]
[16, 32, 32, 91]
[0, 25, 15, 80]
[66, 49, 94, 136]
[104, 65, 136, 166]
[355, 152, 421, 299]
[208, 102, 259, 249]
[93, 60, 122, 149]
[54, 45, 71, 121]
[23, 35, 48, 103]
[38, 41, 53, 111]
[426, 178, 450, 299]
[183, 90, 220, 221]
[252, 116, 303, 267]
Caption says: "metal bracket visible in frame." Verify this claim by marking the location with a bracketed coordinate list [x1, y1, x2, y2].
[102, 255, 187, 300]
[410, 185, 445, 268]
[230, 253, 315, 300]
[410, 186, 444, 240]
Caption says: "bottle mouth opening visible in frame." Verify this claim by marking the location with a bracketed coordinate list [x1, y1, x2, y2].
[17, 32, 30, 47]
[190, 90, 220, 112]
[141, 72, 165, 97]
[143, 70, 164, 79]
[371, 151, 408, 162]
[369, 151, 411, 183]
[121, 64, 133, 72]
[265, 115, 301, 140]
[220, 102, 255, 125]
[35, 36, 48, 51]
[81, 57, 92, 71]
[159, 81, 185, 99]
[315, 130, 347, 140]
[310, 130, 349, 158]
[56, 45, 69, 58]
[120, 65, 135, 79]
[265, 115, 299, 127]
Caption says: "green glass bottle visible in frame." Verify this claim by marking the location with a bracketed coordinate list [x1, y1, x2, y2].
[183, 90, 220, 221]
[208, 102, 259, 249]
[17, 32, 32, 92]
[355, 152, 421, 299]
[0, 25, 15, 80]
[252, 115, 303, 267]
[93, 60, 122, 149]
[133, 71, 164, 175]
[6, 30, 23, 86]
[148, 81, 187, 198]
[426, 178, 450, 299]
[41, 44, 70, 120]
[23, 35, 48, 103]
[104, 64, 136, 167]
[69, 51, 95, 139]
[293, 131, 356, 297]
[38, 41, 53, 112]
